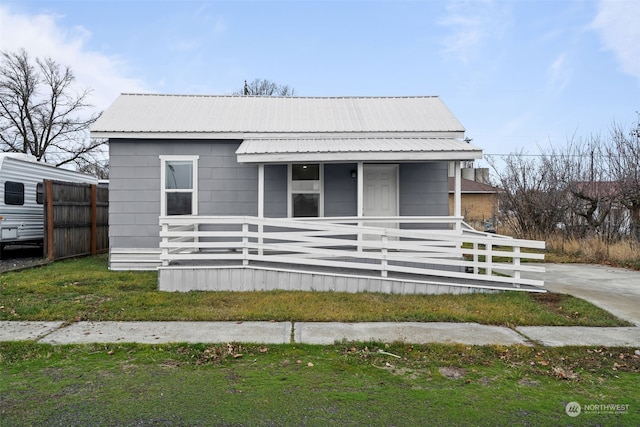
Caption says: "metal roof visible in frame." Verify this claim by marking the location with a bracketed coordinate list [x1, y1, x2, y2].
[236, 137, 482, 163]
[91, 94, 465, 138]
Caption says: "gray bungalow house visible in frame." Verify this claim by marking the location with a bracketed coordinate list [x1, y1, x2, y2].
[91, 94, 544, 294]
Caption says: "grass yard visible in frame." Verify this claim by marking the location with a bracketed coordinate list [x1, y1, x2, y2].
[1, 255, 638, 425]
[1, 341, 639, 426]
[0, 254, 631, 326]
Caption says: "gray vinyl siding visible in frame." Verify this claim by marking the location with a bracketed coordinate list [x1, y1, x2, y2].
[199, 142, 257, 215]
[110, 138, 449, 252]
[109, 141, 162, 249]
[399, 162, 448, 217]
[324, 163, 357, 217]
[109, 139, 257, 249]
[264, 165, 287, 217]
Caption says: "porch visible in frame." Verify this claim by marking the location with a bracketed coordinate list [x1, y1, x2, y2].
[158, 215, 546, 294]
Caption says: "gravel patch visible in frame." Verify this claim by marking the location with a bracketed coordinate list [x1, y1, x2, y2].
[0, 245, 51, 273]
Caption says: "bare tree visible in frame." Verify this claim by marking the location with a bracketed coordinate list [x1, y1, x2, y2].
[0, 48, 103, 169]
[235, 78, 295, 96]
[490, 117, 639, 243]
[488, 151, 567, 239]
[606, 120, 640, 240]
[77, 157, 109, 180]
[556, 136, 621, 239]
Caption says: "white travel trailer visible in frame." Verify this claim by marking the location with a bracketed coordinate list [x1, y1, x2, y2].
[0, 153, 98, 253]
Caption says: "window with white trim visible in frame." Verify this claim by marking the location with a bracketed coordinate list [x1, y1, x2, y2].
[289, 164, 322, 217]
[160, 155, 199, 216]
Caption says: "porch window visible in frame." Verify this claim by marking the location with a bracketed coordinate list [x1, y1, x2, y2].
[160, 155, 199, 216]
[289, 164, 322, 217]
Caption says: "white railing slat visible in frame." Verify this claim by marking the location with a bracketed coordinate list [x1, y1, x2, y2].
[158, 215, 545, 289]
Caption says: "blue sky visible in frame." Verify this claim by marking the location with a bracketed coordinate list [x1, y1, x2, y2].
[1, 0, 639, 168]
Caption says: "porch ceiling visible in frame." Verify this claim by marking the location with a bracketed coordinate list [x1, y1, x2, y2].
[236, 137, 483, 163]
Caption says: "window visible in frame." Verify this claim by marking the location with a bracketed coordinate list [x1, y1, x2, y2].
[5, 181, 24, 205]
[160, 156, 198, 216]
[36, 182, 44, 204]
[289, 164, 322, 217]
[293, 194, 319, 217]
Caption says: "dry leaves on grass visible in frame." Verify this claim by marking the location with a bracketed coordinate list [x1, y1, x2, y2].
[173, 343, 249, 365]
[552, 366, 580, 380]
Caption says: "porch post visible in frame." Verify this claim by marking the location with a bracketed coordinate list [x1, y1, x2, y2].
[357, 162, 364, 217]
[257, 163, 264, 258]
[257, 164, 265, 218]
[454, 161, 462, 231]
[356, 161, 364, 251]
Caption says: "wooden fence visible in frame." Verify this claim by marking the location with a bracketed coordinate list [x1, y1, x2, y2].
[43, 180, 109, 261]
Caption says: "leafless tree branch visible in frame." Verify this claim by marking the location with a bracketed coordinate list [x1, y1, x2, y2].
[234, 78, 295, 96]
[0, 48, 105, 174]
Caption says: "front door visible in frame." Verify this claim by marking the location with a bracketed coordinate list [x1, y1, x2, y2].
[363, 164, 398, 231]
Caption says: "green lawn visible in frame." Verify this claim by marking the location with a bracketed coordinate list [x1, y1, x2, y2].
[1, 341, 638, 426]
[0, 254, 631, 326]
[1, 255, 638, 425]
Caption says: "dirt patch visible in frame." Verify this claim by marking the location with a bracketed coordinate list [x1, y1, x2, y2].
[438, 367, 466, 379]
[530, 292, 571, 317]
[531, 292, 566, 305]
[517, 377, 540, 387]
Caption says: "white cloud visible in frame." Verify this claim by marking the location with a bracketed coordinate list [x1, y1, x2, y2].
[0, 5, 147, 110]
[437, 0, 510, 64]
[592, 0, 640, 84]
[548, 53, 570, 92]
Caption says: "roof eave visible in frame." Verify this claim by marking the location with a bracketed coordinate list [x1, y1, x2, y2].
[91, 130, 467, 140]
[90, 131, 247, 140]
[237, 150, 483, 164]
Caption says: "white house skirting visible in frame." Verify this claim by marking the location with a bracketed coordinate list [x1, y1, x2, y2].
[156, 265, 534, 295]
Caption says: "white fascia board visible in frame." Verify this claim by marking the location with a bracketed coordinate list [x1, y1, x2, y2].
[91, 131, 245, 140]
[91, 130, 467, 140]
[237, 150, 483, 164]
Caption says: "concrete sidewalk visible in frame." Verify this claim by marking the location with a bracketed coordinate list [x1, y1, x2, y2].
[2, 320, 639, 347]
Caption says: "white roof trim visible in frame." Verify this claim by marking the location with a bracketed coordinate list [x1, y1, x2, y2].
[236, 138, 482, 163]
[90, 130, 466, 140]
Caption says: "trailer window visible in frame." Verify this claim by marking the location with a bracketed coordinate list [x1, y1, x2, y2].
[36, 182, 44, 204]
[5, 181, 24, 205]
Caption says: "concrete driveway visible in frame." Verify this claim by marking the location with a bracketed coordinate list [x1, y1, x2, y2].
[537, 263, 640, 326]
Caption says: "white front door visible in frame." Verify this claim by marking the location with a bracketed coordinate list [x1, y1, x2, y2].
[363, 164, 398, 230]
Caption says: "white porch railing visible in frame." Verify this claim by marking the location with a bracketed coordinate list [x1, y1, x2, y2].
[159, 216, 546, 289]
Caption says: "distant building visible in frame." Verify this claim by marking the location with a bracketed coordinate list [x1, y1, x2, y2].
[447, 165, 500, 228]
